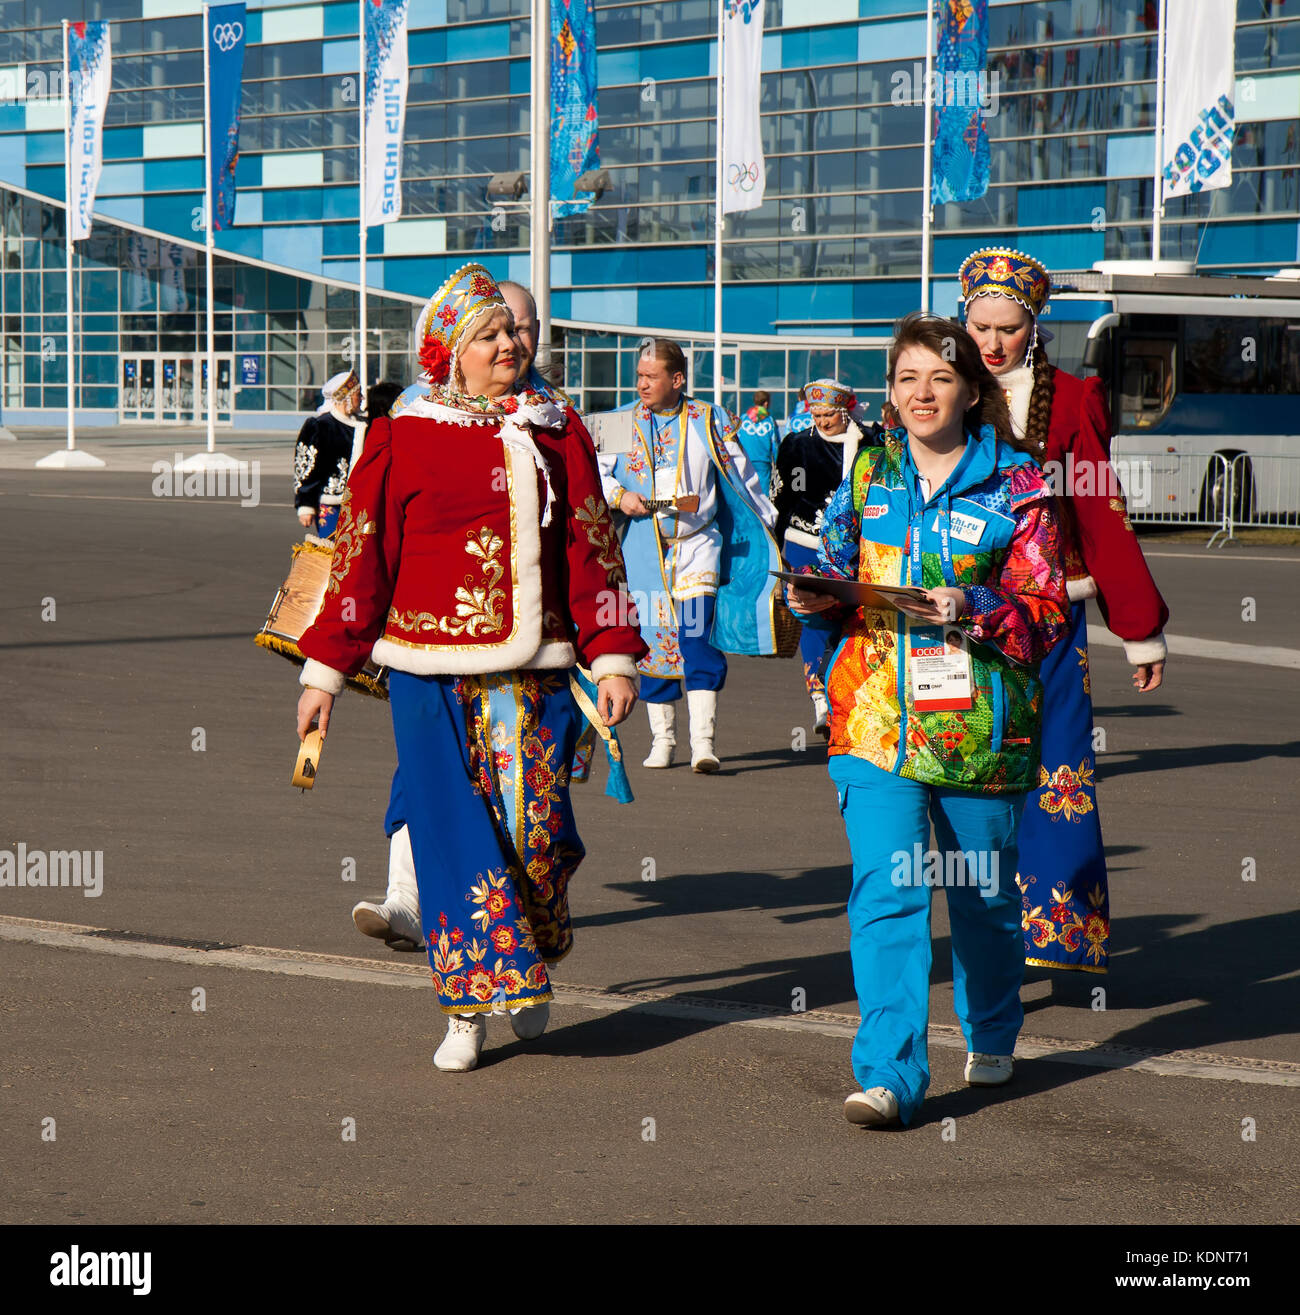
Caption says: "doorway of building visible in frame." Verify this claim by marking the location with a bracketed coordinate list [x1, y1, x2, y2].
[120, 354, 233, 424]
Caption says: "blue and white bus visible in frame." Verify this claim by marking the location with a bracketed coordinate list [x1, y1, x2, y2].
[1046, 262, 1300, 525]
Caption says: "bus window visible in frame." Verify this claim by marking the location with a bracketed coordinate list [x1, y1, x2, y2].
[1184, 317, 1300, 395]
[1118, 337, 1176, 428]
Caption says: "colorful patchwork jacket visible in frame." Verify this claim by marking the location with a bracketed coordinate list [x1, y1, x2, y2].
[818, 425, 1069, 794]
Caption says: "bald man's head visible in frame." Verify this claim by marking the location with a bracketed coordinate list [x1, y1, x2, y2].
[499, 281, 538, 372]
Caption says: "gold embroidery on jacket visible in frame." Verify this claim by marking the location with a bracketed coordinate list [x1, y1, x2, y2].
[388, 526, 507, 638]
[574, 494, 627, 585]
[326, 492, 377, 597]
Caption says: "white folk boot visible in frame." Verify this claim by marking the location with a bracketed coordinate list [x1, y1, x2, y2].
[352, 824, 425, 951]
[643, 701, 677, 768]
[687, 689, 720, 773]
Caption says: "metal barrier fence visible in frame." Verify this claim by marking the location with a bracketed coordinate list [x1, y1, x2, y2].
[1112, 448, 1300, 546]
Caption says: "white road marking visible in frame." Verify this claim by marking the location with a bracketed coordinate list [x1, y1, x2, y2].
[1087, 626, 1300, 670]
[3, 915, 1297, 1088]
[1144, 551, 1300, 564]
[18, 493, 294, 507]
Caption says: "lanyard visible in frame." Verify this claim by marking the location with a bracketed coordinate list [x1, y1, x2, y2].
[908, 476, 957, 589]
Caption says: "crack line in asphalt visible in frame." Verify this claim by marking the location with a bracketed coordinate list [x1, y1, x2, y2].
[3, 914, 1296, 1088]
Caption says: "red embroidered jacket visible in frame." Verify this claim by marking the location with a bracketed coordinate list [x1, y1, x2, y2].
[298, 400, 646, 693]
[1045, 368, 1169, 665]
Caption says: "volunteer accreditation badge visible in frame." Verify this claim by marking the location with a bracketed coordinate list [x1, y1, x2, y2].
[908, 623, 974, 711]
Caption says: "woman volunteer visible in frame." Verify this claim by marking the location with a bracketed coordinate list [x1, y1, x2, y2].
[789, 312, 1069, 1128]
[959, 248, 1169, 974]
[294, 264, 646, 1075]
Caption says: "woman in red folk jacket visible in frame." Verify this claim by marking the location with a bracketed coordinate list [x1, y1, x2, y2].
[295, 263, 646, 1073]
[958, 247, 1170, 975]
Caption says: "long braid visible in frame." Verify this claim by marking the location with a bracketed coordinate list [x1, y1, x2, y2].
[1023, 341, 1056, 459]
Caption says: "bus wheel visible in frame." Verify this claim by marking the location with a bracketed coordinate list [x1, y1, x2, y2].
[1198, 451, 1252, 525]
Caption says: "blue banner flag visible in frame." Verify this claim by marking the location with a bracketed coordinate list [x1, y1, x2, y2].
[207, 3, 247, 231]
[364, 0, 409, 225]
[931, 0, 990, 206]
[551, 0, 600, 217]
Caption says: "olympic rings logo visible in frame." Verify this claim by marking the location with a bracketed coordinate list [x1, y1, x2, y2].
[212, 22, 243, 52]
[728, 162, 761, 192]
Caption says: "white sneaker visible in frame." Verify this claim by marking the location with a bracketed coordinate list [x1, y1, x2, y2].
[509, 1002, 549, 1041]
[843, 1087, 900, 1127]
[434, 1014, 486, 1072]
[643, 702, 676, 768]
[964, 1052, 1015, 1086]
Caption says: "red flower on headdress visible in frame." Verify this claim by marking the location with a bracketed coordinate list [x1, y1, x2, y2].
[419, 335, 452, 383]
[438, 303, 459, 328]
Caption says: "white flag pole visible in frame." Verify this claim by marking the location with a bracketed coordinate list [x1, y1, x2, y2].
[63, 20, 74, 451]
[1152, 0, 1169, 262]
[203, 4, 216, 453]
[919, 0, 935, 313]
[357, 0, 368, 406]
[531, 0, 552, 361]
[713, 0, 724, 408]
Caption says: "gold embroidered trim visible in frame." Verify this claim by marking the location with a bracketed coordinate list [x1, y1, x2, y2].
[387, 525, 507, 638]
[574, 494, 628, 586]
[1024, 958, 1108, 975]
[325, 491, 377, 598]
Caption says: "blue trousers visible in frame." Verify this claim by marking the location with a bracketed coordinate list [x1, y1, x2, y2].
[830, 756, 1027, 1125]
[640, 593, 728, 703]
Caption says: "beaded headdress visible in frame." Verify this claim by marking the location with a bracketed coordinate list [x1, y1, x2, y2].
[802, 378, 856, 412]
[415, 263, 508, 384]
[958, 248, 1051, 318]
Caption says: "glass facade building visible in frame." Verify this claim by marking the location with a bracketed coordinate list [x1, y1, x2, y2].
[0, 0, 1296, 423]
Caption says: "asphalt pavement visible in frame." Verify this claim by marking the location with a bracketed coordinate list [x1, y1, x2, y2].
[1, 462, 1297, 1229]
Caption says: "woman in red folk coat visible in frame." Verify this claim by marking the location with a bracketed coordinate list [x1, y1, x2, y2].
[958, 247, 1169, 975]
[295, 263, 646, 1073]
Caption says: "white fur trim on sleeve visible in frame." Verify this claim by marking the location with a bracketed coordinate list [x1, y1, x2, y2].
[589, 653, 640, 683]
[1123, 634, 1167, 666]
[299, 659, 347, 696]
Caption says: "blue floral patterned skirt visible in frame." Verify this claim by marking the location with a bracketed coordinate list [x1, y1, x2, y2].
[386, 668, 585, 1014]
[1016, 603, 1109, 972]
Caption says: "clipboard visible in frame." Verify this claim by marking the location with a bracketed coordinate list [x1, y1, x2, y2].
[771, 570, 931, 612]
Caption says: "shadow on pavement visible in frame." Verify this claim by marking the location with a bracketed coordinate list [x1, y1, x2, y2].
[1097, 739, 1300, 778]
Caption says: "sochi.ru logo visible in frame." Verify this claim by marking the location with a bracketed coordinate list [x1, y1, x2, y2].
[212, 21, 243, 52]
[726, 0, 760, 21]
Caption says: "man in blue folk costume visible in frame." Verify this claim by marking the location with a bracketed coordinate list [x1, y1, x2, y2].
[599, 338, 780, 772]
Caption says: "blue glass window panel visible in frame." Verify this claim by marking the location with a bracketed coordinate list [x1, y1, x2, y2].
[321, 187, 357, 221]
[3, 273, 20, 307]
[550, 289, 571, 320]
[97, 162, 145, 195]
[1199, 221, 1299, 267]
[238, 155, 262, 188]
[25, 132, 62, 166]
[382, 256, 449, 295]
[509, 58, 529, 94]
[144, 194, 203, 235]
[42, 271, 67, 312]
[409, 0, 447, 26]
[322, 3, 355, 37]
[264, 226, 324, 273]
[0, 136, 24, 184]
[855, 17, 925, 63]
[570, 288, 637, 326]
[234, 191, 263, 226]
[854, 279, 926, 323]
[638, 286, 707, 334]
[262, 189, 323, 223]
[323, 223, 359, 257]
[0, 105, 25, 131]
[145, 158, 203, 192]
[81, 386, 115, 408]
[409, 29, 448, 65]
[597, 49, 639, 87]
[1017, 183, 1104, 230]
[102, 127, 143, 160]
[83, 314, 117, 333]
[1106, 134, 1155, 179]
[235, 387, 266, 411]
[446, 23, 509, 62]
[26, 164, 63, 200]
[1021, 230, 1103, 271]
[640, 247, 708, 284]
[933, 234, 1001, 269]
[245, 10, 263, 43]
[98, 197, 145, 226]
[322, 39, 357, 76]
[215, 227, 264, 260]
[572, 248, 637, 286]
[722, 285, 772, 335]
[81, 354, 118, 382]
[642, 41, 709, 83]
[807, 24, 859, 66]
[82, 270, 118, 311]
[777, 281, 852, 326]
